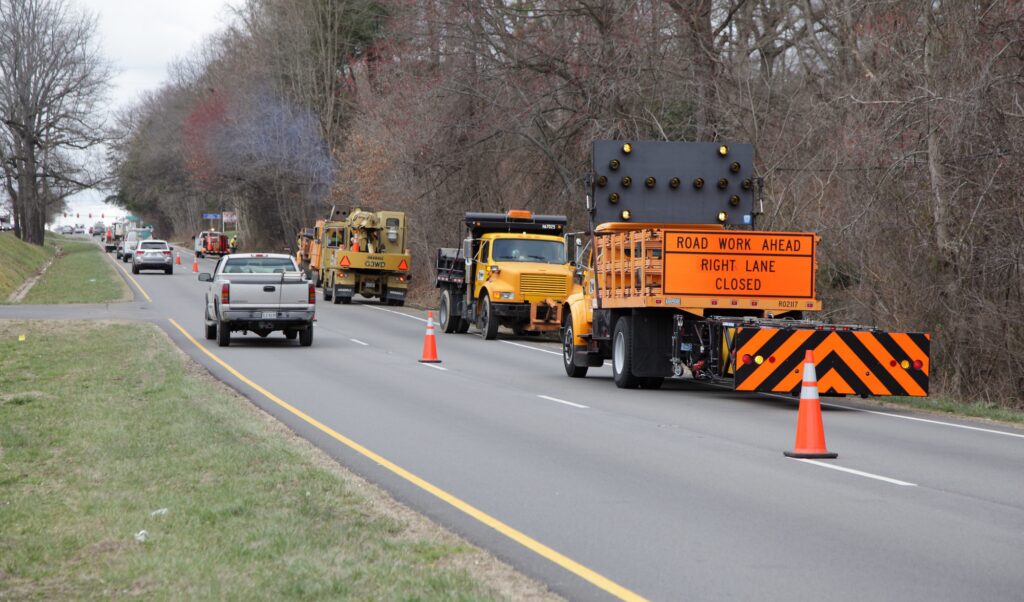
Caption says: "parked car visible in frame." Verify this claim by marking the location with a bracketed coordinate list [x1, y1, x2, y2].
[200, 253, 315, 347]
[131, 239, 174, 274]
[60, 225, 74, 235]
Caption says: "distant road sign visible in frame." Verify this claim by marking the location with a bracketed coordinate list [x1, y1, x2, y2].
[223, 211, 237, 223]
[125, 215, 141, 221]
[202, 213, 221, 220]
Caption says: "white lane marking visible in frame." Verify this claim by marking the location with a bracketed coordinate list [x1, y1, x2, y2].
[791, 458, 917, 487]
[537, 394, 589, 409]
[420, 362, 448, 371]
[350, 338, 369, 346]
[730, 385, 1024, 441]
[365, 304, 428, 323]
[821, 402, 1024, 440]
[500, 340, 562, 356]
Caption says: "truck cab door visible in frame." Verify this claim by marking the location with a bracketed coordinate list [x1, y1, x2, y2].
[473, 239, 490, 301]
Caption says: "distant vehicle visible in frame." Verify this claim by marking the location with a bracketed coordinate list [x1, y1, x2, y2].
[61, 225, 74, 235]
[73, 226, 85, 234]
[121, 228, 153, 262]
[193, 230, 231, 258]
[92, 221, 105, 236]
[199, 253, 315, 347]
[131, 239, 174, 275]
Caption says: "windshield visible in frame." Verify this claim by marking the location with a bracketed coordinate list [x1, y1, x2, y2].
[141, 241, 167, 250]
[491, 239, 566, 264]
[223, 257, 297, 274]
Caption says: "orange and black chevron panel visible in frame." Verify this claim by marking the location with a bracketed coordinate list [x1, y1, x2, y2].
[732, 328, 930, 397]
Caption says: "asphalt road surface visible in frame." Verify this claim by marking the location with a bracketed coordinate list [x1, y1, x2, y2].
[4, 245, 1023, 601]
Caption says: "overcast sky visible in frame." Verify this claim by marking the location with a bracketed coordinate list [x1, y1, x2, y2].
[59, 0, 234, 226]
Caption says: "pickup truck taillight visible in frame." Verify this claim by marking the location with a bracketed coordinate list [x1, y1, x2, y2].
[308, 282, 316, 304]
[221, 283, 230, 304]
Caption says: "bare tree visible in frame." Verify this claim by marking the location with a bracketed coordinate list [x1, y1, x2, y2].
[0, 0, 112, 244]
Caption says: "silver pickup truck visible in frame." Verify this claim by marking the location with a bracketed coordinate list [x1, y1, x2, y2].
[199, 253, 315, 347]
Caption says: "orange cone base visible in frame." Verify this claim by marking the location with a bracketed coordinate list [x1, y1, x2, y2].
[784, 449, 838, 459]
[418, 358, 442, 364]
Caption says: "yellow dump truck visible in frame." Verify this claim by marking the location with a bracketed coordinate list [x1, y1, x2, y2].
[317, 208, 411, 306]
[435, 210, 573, 339]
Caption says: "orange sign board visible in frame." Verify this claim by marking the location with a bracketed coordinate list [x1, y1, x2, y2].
[663, 230, 816, 298]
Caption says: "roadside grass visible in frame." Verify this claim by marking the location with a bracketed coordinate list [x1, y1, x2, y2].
[0, 232, 55, 300]
[0, 321, 544, 600]
[20, 237, 130, 304]
[880, 395, 1024, 426]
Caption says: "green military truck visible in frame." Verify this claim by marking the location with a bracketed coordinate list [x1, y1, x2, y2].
[317, 207, 412, 306]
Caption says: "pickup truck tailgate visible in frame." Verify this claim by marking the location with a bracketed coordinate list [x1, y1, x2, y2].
[223, 273, 309, 308]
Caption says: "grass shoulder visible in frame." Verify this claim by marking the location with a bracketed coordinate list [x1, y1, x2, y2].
[19, 236, 130, 304]
[0, 320, 554, 600]
[878, 395, 1024, 426]
[0, 232, 55, 301]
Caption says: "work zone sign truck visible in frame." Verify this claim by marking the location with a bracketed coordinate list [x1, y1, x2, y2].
[561, 140, 930, 398]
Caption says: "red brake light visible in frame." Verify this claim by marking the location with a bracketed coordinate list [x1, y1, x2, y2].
[741, 354, 753, 365]
[308, 282, 316, 304]
[221, 283, 230, 304]
[135, 249, 144, 254]
[162, 250, 172, 255]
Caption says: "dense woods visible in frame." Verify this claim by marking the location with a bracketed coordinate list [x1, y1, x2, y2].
[108, 0, 1024, 406]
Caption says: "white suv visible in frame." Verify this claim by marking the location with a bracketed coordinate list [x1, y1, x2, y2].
[132, 239, 174, 274]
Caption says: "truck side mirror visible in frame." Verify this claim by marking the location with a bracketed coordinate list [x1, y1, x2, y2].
[198, 273, 213, 282]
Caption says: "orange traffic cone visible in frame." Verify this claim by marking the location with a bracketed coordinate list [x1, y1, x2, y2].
[419, 311, 441, 363]
[784, 350, 838, 459]
[175, 252, 182, 265]
[191, 255, 199, 273]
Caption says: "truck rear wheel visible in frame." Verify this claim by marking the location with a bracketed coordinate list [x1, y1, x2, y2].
[217, 318, 231, 347]
[204, 311, 217, 340]
[323, 279, 333, 302]
[440, 289, 459, 333]
[479, 296, 499, 340]
[612, 317, 639, 389]
[299, 324, 313, 347]
[563, 319, 588, 378]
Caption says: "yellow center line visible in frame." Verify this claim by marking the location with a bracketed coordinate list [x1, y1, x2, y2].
[166, 317, 647, 602]
[106, 252, 152, 302]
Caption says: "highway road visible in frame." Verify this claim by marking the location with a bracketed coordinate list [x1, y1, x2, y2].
[4, 244, 1024, 601]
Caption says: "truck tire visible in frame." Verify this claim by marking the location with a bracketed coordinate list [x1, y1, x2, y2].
[563, 318, 588, 378]
[440, 289, 459, 333]
[204, 311, 217, 340]
[612, 317, 639, 389]
[340, 296, 352, 305]
[323, 279, 333, 302]
[217, 317, 231, 347]
[332, 286, 342, 304]
[479, 296, 499, 340]
[455, 317, 470, 333]
[299, 324, 313, 347]
[131, 264, 139, 274]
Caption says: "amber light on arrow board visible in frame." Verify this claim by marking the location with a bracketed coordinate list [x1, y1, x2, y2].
[620, 210, 632, 220]
[609, 193, 620, 204]
[718, 145, 729, 156]
[622, 143, 633, 154]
